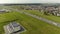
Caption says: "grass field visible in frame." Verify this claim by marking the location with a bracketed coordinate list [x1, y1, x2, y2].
[0, 11, 19, 34]
[16, 12, 60, 34]
[23, 10, 60, 23]
[0, 11, 60, 34]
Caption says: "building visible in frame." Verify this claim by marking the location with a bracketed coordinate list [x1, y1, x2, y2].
[0, 9, 9, 13]
[4, 22, 22, 34]
[56, 13, 60, 16]
[0, 10, 6, 13]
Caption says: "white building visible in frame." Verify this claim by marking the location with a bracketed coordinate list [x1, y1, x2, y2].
[4, 22, 21, 34]
[57, 13, 60, 16]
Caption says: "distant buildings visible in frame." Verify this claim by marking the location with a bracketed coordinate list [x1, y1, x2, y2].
[0, 9, 9, 13]
[23, 5, 60, 16]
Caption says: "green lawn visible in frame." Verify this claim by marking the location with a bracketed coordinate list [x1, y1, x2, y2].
[0, 11, 19, 34]
[1, 9, 60, 34]
[23, 10, 60, 23]
[15, 12, 60, 34]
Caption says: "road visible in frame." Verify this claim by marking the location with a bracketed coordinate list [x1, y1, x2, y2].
[8, 8, 60, 27]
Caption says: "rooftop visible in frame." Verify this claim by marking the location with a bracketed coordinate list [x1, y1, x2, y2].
[4, 22, 25, 34]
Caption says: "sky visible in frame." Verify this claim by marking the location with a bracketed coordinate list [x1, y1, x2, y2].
[0, 0, 60, 4]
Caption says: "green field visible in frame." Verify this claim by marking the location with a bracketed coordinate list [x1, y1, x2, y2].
[0, 11, 60, 34]
[0, 11, 19, 34]
[15, 12, 60, 34]
[23, 10, 60, 23]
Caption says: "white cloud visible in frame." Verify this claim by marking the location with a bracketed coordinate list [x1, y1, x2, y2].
[0, 0, 60, 4]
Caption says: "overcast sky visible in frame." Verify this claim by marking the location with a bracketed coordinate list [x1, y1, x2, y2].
[0, 0, 60, 4]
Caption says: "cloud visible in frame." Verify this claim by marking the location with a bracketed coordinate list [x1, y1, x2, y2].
[0, 0, 60, 4]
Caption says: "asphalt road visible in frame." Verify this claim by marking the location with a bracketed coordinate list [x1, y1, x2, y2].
[9, 8, 60, 28]
[21, 12, 60, 26]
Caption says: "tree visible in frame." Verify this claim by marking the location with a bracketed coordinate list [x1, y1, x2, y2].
[44, 11, 48, 15]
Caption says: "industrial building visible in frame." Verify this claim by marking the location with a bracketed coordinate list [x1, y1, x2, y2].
[4, 22, 25, 34]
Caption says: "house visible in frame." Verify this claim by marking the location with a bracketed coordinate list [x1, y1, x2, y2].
[56, 13, 60, 16]
[4, 22, 21, 34]
[0, 9, 9, 13]
[0, 10, 6, 13]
